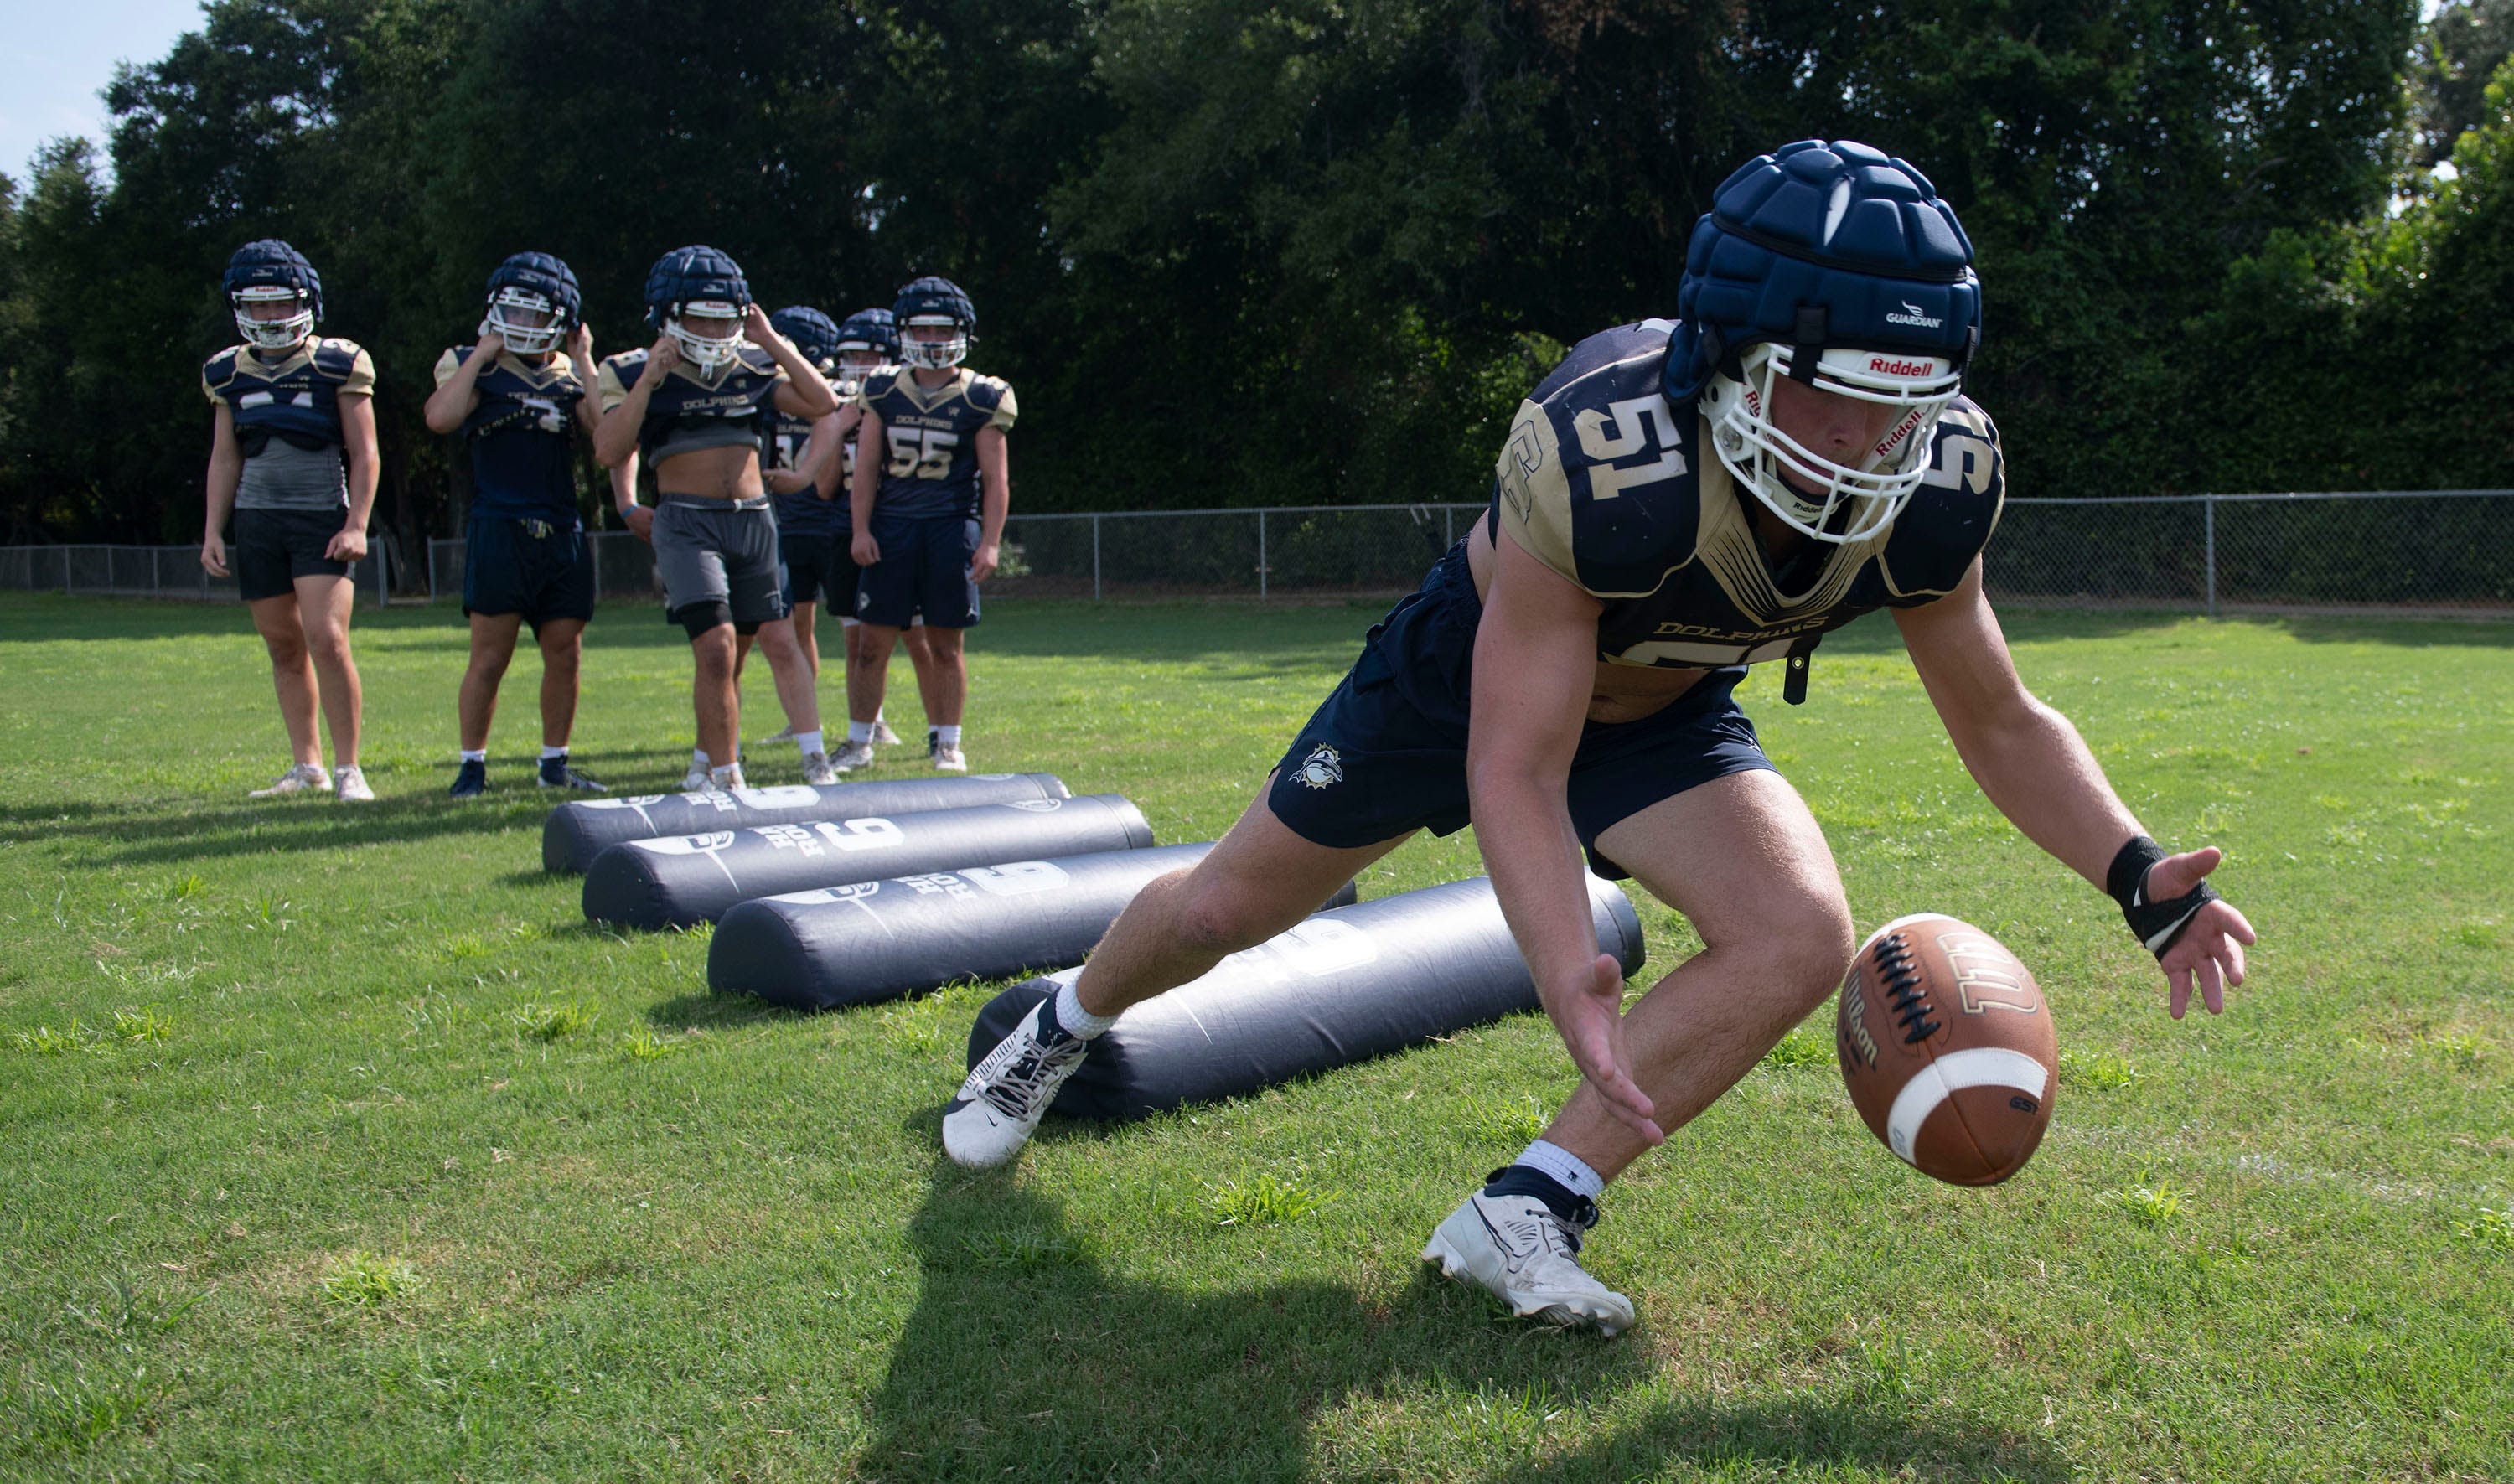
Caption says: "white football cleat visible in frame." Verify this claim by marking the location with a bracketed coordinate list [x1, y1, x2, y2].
[758, 723, 796, 747]
[1421, 1187, 1634, 1336]
[248, 763, 328, 799]
[680, 751, 710, 792]
[800, 750, 839, 786]
[943, 998, 1089, 1169]
[331, 765, 375, 804]
[872, 719, 903, 746]
[832, 740, 876, 773]
[932, 744, 968, 773]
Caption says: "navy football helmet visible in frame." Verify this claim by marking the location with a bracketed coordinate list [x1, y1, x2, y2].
[832, 308, 898, 394]
[768, 305, 841, 377]
[644, 245, 753, 370]
[225, 239, 322, 351]
[892, 276, 974, 370]
[1668, 140, 1982, 544]
[482, 251, 580, 356]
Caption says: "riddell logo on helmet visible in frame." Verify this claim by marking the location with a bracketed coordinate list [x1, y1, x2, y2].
[1885, 301, 1943, 329]
[1867, 356, 1939, 378]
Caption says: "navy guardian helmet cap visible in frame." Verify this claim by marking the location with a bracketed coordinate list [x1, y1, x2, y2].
[835, 308, 900, 360]
[644, 245, 753, 370]
[483, 251, 581, 355]
[768, 305, 842, 375]
[1668, 140, 1983, 545]
[892, 276, 975, 370]
[224, 239, 323, 350]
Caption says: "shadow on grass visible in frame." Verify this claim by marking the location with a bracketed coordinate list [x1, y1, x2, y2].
[0, 793, 557, 866]
[854, 1172, 2065, 1484]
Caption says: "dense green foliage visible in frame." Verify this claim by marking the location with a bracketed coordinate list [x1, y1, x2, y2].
[0, 0, 2506, 546]
[2, 594, 2510, 1479]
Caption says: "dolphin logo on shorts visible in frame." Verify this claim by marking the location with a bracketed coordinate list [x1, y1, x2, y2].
[1295, 744, 1344, 790]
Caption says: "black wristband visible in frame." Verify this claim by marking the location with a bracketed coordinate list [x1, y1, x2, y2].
[2106, 834, 2222, 959]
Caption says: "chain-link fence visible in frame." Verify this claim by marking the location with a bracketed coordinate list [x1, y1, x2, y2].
[7, 493, 2511, 615]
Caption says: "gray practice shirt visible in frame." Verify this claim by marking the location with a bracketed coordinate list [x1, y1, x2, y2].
[235, 439, 349, 513]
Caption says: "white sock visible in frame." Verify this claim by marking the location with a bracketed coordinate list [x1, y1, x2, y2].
[795, 730, 825, 757]
[710, 763, 743, 787]
[938, 725, 962, 747]
[1051, 978, 1115, 1038]
[691, 748, 710, 768]
[1514, 1138, 1606, 1201]
[540, 745, 566, 761]
[874, 706, 887, 724]
[459, 749, 486, 763]
[848, 721, 875, 744]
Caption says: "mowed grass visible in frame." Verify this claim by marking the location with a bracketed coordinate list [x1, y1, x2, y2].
[1, 588, 2509, 1482]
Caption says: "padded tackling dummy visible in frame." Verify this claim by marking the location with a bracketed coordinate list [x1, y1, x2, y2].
[541, 773, 1068, 874]
[965, 874, 1646, 1120]
[582, 794, 1155, 931]
[708, 843, 1364, 1011]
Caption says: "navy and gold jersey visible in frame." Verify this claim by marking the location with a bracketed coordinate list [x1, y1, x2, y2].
[596, 347, 787, 468]
[856, 367, 1016, 522]
[1492, 320, 2004, 676]
[202, 337, 375, 456]
[768, 384, 843, 538]
[433, 347, 586, 524]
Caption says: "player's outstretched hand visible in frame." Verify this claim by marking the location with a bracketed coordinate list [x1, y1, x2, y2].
[200, 532, 228, 577]
[2148, 845, 2256, 1020]
[1546, 953, 1664, 1146]
[851, 530, 881, 567]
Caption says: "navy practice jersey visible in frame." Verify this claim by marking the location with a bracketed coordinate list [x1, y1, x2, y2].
[596, 347, 787, 470]
[768, 384, 843, 538]
[433, 347, 587, 523]
[203, 337, 375, 455]
[1491, 320, 2004, 677]
[856, 367, 1016, 522]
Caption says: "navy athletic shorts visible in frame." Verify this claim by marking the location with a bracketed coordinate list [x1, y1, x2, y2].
[1266, 542, 1775, 880]
[463, 513, 594, 632]
[781, 530, 858, 613]
[856, 514, 979, 628]
[232, 506, 354, 602]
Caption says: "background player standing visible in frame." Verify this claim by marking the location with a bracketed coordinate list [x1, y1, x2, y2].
[198, 239, 380, 804]
[423, 251, 622, 799]
[844, 276, 1015, 773]
[749, 304, 848, 749]
[944, 142, 2258, 1337]
[592, 246, 840, 789]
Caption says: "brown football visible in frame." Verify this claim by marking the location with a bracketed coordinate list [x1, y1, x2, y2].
[1834, 913, 2057, 1186]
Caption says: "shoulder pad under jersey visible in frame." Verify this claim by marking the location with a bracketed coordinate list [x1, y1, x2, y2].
[966, 374, 1016, 428]
[1876, 398, 2006, 603]
[1495, 319, 1703, 597]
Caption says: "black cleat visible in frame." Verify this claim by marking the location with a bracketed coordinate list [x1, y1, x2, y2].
[537, 755, 607, 793]
[449, 758, 489, 799]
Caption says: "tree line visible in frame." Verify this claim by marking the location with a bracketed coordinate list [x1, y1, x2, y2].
[0, 0, 2507, 550]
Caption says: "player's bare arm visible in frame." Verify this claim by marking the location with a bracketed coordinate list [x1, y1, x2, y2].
[422, 328, 503, 433]
[848, 406, 885, 566]
[330, 392, 377, 562]
[972, 424, 1009, 582]
[753, 306, 839, 420]
[1892, 558, 2257, 1016]
[610, 456, 650, 542]
[566, 323, 602, 439]
[1466, 525, 1664, 1145]
[592, 335, 675, 469]
[202, 404, 242, 576]
[768, 410, 843, 497]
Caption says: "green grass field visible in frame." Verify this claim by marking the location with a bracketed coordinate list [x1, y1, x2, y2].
[2, 590, 2509, 1482]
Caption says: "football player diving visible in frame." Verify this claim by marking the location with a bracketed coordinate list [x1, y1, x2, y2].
[844, 276, 1016, 773]
[199, 239, 381, 803]
[592, 246, 841, 789]
[423, 251, 629, 799]
[946, 142, 2259, 1336]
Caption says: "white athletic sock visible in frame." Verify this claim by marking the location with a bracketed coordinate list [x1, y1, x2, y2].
[938, 725, 963, 747]
[692, 748, 710, 768]
[1051, 979, 1115, 1039]
[709, 763, 742, 787]
[848, 721, 875, 744]
[540, 745, 566, 761]
[795, 729, 825, 757]
[874, 706, 887, 723]
[459, 749, 486, 763]
[1513, 1139, 1606, 1201]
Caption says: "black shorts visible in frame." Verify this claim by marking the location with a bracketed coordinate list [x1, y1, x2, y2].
[233, 506, 354, 602]
[781, 530, 859, 613]
[463, 514, 594, 631]
[856, 515, 979, 628]
[1266, 543, 1775, 880]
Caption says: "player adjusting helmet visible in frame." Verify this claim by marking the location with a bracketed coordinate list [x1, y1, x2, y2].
[892, 276, 974, 370]
[1666, 139, 1982, 545]
[768, 305, 842, 378]
[224, 239, 323, 351]
[481, 251, 581, 357]
[831, 308, 898, 395]
[644, 245, 752, 371]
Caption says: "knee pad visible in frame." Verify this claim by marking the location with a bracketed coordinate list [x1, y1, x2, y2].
[674, 600, 734, 641]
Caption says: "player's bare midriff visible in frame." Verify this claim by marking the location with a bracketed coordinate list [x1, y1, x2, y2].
[654, 444, 763, 501]
[1464, 518, 1712, 726]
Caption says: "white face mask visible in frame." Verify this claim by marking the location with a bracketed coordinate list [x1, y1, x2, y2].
[668, 300, 745, 370]
[898, 317, 967, 370]
[233, 286, 313, 351]
[1701, 343, 1963, 544]
[834, 350, 887, 396]
[484, 287, 563, 355]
